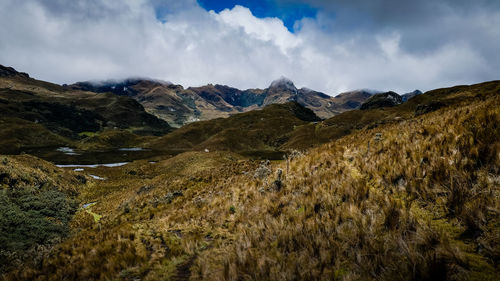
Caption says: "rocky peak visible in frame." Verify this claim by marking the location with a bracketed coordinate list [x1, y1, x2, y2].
[402, 89, 423, 102]
[70, 78, 172, 96]
[0, 64, 29, 78]
[269, 77, 297, 92]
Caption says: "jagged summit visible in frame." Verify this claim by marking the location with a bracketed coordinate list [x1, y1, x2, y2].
[60, 68, 371, 126]
[269, 76, 297, 91]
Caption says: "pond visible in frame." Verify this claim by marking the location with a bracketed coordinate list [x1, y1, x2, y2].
[25, 147, 163, 165]
[56, 162, 129, 168]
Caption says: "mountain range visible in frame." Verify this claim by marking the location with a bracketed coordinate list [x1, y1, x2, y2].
[70, 77, 382, 127]
[0, 63, 431, 156]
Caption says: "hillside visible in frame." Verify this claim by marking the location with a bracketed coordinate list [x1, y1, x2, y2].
[148, 102, 320, 158]
[1, 79, 498, 280]
[72, 77, 372, 127]
[0, 65, 173, 154]
[283, 80, 500, 149]
[143, 81, 500, 158]
[0, 155, 84, 273]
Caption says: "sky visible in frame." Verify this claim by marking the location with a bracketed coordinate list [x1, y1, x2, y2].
[0, 0, 499, 95]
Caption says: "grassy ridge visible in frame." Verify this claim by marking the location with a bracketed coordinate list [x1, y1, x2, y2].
[0, 75, 173, 154]
[149, 102, 320, 156]
[284, 80, 500, 150]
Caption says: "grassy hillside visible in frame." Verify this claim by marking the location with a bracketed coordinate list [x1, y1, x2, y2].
[0, 155, 84, 273]
[284, 80, 500, 150]
[149, 102, 320, 158]
[2, 81, 498, 280]
[0, 72, 172, 154]
[0, 117, 70, 154]
[191, 91, 499, 281]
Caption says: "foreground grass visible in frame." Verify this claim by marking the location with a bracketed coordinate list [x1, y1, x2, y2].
[1, 90, 499, 280]
[191, 94, 499, 280]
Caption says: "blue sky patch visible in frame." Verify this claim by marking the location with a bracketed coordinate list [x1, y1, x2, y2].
[197, 0, 317, 31]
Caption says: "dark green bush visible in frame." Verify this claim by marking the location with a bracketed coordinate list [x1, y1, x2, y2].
[0, 187, 77, 271]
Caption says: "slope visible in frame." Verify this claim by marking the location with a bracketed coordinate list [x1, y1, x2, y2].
[284, 80, 500, 150]
[0, 65, 173, 154]
[148, 102, 320, 158]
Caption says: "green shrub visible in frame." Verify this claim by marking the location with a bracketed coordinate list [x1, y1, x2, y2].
[0, 187, 77, 271]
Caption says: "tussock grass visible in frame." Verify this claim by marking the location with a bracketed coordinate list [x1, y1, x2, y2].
[190, 93, 500, 280]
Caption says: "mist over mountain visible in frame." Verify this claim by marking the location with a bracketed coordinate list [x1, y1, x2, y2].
[70, 76, 378, 127]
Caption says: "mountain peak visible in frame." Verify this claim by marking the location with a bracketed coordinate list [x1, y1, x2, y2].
[401, 89, 423, 102]
[0, 64, 29, 78]
[360, 91, 402, 110]
[269, 76, 296, 91]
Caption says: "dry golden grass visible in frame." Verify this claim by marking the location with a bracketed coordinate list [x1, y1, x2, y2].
[2, 89, 499, 280]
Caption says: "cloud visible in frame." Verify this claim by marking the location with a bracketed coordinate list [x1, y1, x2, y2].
[216, 5, 301, 53]
[0, 0, 498, 95]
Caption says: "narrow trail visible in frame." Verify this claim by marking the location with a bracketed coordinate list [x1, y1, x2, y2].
[171, 255, 197, 281]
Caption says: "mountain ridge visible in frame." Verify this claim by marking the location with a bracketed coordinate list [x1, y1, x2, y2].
[69, 76, 376, 127]
[0, 64, 173, 154]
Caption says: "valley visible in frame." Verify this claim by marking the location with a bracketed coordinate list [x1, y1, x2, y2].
[0, 65, 499, 280]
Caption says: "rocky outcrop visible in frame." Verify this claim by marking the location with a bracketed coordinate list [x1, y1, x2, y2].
[402, 90, 423, 102]
[0, 65, 29, 78]
[415, 101, 445, 116]
[360, 91, 403, 110]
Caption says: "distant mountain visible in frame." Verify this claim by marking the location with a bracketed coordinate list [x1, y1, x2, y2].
[360, 91, 403, 110]
[331, 89, 378, 110]
[402, 89, 423, 102]
[71, 77, 373, 127]
[149, 80, 500, 155]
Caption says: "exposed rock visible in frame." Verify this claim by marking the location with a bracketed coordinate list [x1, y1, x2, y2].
[402, 90, 423, 102]
[70, 76, 372, 126]
[415, 101, 446, 116]
[0, 65, 29, 78]
[360, 91, 403, 110]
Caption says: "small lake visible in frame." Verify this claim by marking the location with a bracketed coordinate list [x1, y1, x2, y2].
[25, 147, 164, 166]
[56, 162, 129, 168]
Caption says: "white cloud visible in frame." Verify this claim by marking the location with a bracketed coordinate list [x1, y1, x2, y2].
[215, 5, 301, 53]
[0, 0, 498, 95]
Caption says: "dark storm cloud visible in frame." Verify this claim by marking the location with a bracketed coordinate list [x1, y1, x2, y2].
[283, 0, 500, 27]
[33, 0, 117, 19]
[283, 0, 500, 77]
[285, 0, 500, 52]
